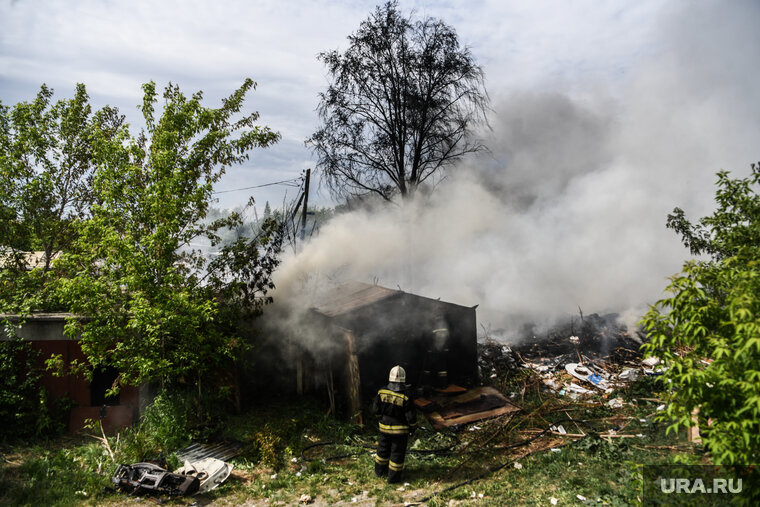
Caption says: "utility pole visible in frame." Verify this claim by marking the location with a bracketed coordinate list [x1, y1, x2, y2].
[296, 168, 311, 397]
[300, 168, 311, 241]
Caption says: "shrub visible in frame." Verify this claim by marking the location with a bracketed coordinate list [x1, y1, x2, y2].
[641, 163, 760, 465]
[0, 336, 68, 441]
[116, 391, 193, 463]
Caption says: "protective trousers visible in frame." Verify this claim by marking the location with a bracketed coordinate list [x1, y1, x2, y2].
[374, 432, 409, 483]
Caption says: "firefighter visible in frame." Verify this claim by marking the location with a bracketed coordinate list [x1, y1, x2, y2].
[373, 365, 417, 483]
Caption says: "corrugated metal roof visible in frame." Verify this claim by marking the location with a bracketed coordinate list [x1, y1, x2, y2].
[310, 281, 401, 317]
[175, 441, 243, 462]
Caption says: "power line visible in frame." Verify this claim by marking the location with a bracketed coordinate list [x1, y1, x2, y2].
[212, 177, 302, 195]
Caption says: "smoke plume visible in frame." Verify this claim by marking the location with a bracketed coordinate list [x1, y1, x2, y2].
[272, 0, 760, 341]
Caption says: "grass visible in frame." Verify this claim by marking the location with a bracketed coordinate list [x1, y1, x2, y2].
[0, 373, 702, 506]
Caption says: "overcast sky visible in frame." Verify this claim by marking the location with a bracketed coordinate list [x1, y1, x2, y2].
[4, 0, 760, 329]
[1, 0, 671, 211]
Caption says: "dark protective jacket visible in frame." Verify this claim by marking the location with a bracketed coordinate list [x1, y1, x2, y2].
[372, 382, 416, 434]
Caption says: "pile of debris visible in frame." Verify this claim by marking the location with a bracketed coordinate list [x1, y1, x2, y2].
[478, 313, 663, 400]
[514, 313, 644, 365]
[477, 340, 520, 380]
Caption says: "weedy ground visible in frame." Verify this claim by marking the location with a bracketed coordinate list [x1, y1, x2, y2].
[0, 373, 701, 506]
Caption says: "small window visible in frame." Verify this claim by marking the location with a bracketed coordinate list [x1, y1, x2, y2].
[90, 367, 120, 406]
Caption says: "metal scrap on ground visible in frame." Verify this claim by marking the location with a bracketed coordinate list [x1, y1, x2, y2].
[110, 442, 241, 498]
[175, 457, 233, 495]
[175, 441, 243, 462]
[111, 462, 200, 497]
[111, 456, 234, 497]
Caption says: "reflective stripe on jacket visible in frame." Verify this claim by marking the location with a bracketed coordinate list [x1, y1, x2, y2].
[373, 382, 416, 435]
[378, 389, 408, 406]
[379, 422, 410, 434]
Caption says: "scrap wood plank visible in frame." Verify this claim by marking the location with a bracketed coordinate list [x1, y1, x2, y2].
[424, 386, 520, 430]
[428, 404, 519, 430]
[414, 397, 437, 413]
[414, 397, 434, 408]
[434, 386, 498, 404]
[433, 384, 468, 394]
[438, 395, 507, 420]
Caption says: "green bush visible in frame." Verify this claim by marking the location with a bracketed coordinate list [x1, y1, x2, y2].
[116, 391, 193, 463]
[641, 163, 760, 465]
[0, 336, 68, 441]
[0, 442, 111, 506]
[251, 425, 283, 468]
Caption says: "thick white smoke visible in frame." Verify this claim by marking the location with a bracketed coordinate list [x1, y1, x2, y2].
[273, 0, 760, 340]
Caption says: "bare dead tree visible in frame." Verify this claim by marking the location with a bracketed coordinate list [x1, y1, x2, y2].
[308, 1, 489, 202]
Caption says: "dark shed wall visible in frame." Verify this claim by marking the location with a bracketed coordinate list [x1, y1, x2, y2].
[327, 293, 477, 395]
[31, 339, 90, 407]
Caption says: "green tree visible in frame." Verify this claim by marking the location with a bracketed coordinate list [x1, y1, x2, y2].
[0, 84, 123, 313]
[54, 79, 281, 391]
[308, 1, 489, 201]
[640, 162, 760, 465]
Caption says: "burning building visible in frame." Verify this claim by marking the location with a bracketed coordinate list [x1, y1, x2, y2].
[261, 281, 478, 419]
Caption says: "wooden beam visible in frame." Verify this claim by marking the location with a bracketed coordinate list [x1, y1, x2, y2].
[344, 330, 363, 426]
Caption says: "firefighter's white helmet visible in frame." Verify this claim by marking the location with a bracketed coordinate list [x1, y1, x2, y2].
[389, 365, 406, 383]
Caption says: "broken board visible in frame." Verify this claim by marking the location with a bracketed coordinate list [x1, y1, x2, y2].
[414, 397, 436, 413]
[433, 384, 468, 394]
[423, 386, 519, 430]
